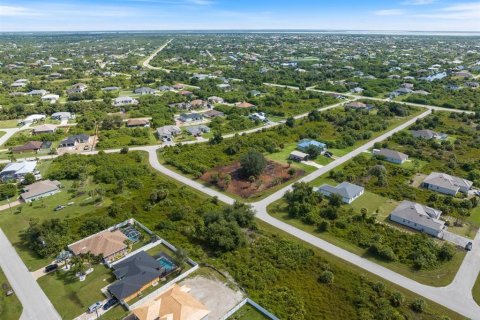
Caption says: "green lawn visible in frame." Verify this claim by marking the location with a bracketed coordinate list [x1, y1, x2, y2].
[229, 303, 271, 320]
[0, 175, 112, 270]
[0, 267, 22, 320]
[350, 191, 399, 221]
[0, 120, 20, 129]
[264, 143, 319, 172]
[38, 264, 114, 320]
[473, 273, 480, 306]
[267, 199, 466, 287]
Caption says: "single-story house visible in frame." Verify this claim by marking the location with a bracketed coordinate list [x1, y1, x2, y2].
[158, 85, 173, 92]
[126, 119, 150, 128]
[234, 101, 254, 108]
[203, 110, 224, 118]
[250, 112, 268, 122]
[11, 141, 51, 154]
[207, 96, 224, 104]
[411, 129, 447, 140]
[68, 229, 128, 263]
[51, 112, 74, 121]
[185, 125, 210, 137]
[345, 101, 373, 110]
[33, 124, 57, 135]
[157, 125, 181, 141]
[289, 150, 309, 161]
[102, 86, 120, 92]
[389, 200, 445, 237]
[41, 94, 60, 103]
[0, 160, 37, 182]
[372, 148, 408, 164]
[28, 89, 48, 96]
[316, 182, 364, 204]
[59, 134, 90, 148]
[67, 83, 87, 94]
[297, 139, 327, 154]
[190, 99, 209, 109]
[134, 87, 157, 95]
[112, 96, 139, 107]
[108, 251, 164, 303]
[20, 180, 61, 202]
[179, 113, 203, 123]
[132, 284, 210, 320]
[18, 114, 46, 126]
[422, 172, 473, 196]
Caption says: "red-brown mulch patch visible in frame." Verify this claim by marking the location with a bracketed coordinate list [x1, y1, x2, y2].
[200, 160, 305, 198]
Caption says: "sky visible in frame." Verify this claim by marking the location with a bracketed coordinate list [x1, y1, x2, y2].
[0, 0, 479, 32]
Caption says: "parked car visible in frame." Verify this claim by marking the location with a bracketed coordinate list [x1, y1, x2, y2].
[6, 289, 14, 296]
[466, 242, 473, 251]
[44, 264, 58, 273]
[102, 297, 118, 310]
[88, 301, 103, 313]
[54, 205, 65, 211]
[83, 145, 90, 151]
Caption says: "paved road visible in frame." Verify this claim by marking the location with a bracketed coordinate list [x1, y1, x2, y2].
[142, 39, 173, 71]
[0, 229, 61, 320]
[0, 126, 27, 146]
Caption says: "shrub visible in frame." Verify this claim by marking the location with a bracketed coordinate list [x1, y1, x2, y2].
[411, 298, 426, 313]
[318, 270, 334, 284]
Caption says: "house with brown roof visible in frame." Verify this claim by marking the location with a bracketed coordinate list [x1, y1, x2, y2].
[33, 124, 57, 135]
[132, 284, 210, 320]
[11, 141, 51, 154]
[126, 119, 150, 128]
[68, 229, 129, 262]
[234, 101, 255, 108]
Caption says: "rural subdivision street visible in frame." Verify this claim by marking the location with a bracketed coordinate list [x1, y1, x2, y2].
[0, 84, 479, 319]
[142, 39, 173, 71]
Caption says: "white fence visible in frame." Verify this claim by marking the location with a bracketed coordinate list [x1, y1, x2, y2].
[219, 298, 279, 320]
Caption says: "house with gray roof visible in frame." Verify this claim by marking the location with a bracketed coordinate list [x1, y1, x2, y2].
[108, 251, 163, 303]
[316, 182, 364, 204]
[178, 113, 203, 123]
[21, 180, 61, 203]
[134, 87, 157, 95]
[185, 125, 210, 137]
[389, 200, 445, 237]
[422, 172, 473, 196]
[51, 112, 75, 121]
[411, 129, 447, 140]
[157, 125, 181, 141]
[59, 134, 90, 148]
[373, 148, 408, 164]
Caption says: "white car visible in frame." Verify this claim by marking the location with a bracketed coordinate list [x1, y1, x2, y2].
[88, 301, 103, 313]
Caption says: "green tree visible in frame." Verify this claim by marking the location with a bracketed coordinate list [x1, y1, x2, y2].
[23, 173, 36, 185]
[240, 150, 267, 177]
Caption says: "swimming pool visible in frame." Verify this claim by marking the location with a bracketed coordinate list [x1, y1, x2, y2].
[158, 256, 176, 272]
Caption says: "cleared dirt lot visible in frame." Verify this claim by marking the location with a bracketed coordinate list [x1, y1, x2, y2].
[181, 274, 245, 320]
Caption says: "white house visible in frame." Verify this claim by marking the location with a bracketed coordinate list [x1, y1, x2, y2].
[41, 94, 60, 104]
[112, 96, 139, 107]
[316, 182, 365, 204]
[0, 160, 38, 182]
[18, 114, 46, 126]
[422, 172, 473, 196]
[21, 180, 61, 202]
[390, 201, 445, 237]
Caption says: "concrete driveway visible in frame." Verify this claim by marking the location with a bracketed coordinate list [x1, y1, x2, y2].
[441, 230, 471, 248]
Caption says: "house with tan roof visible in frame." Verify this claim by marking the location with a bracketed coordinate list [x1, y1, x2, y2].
[132, 284, 210, 320]
[68, 229, 128, 262]
[33, 124, 57, 135]
[234, 101, 255, 108]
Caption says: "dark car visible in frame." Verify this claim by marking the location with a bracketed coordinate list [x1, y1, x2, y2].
[44, 264, 58, 273]
[465, 242, 473, 251]
[54, 205, 65, 211]
[102, 297, 118, 310]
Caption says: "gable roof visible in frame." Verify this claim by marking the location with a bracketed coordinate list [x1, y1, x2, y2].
[390, 200, 445, 231]
[411, 129, 439, 139]
[132, 284, 210, 320]
[318, 182, 364, 200]
[68, 229, 128, 258]
[33, 124, 57, 133]
[11, 141, 44, 153]
[109, 251, 162, 300]
[1, 161, 37, 175]
[21, 180, 61, 201]
[374, 148, 408, 162]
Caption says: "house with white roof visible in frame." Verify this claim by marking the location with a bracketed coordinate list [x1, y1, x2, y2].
[41, 94, 60, 104]
[0, 161, 38, 182]
[113, 96, 139, 107]
[316, 182, 364, 204]
[18, 114, 46, 126]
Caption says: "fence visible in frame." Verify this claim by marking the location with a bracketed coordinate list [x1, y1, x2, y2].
[219, 298, 279, 320]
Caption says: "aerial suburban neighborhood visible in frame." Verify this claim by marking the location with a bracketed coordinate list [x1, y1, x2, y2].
[0, 1, 480, 320]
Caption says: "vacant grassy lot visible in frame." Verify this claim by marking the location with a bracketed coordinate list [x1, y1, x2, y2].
[0, 120, 20, 129]
[229, 303, 271, 320]
[0, 267, 22, 320]
[38, 264, 114, 319]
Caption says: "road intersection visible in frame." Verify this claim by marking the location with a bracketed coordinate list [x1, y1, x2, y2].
[0, 86, 479, 319]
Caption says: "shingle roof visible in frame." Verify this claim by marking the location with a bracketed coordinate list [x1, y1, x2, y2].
[318, 182, 364, 200]
[374, 148, 408, 162]
[109, 251, 161, 300]
[68, 229, 128, 258]
[423, 172, 473, 191]
[390, 200, 444, 231]
[21, 180, 61, 201]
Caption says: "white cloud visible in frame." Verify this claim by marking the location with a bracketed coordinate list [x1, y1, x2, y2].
[0, 5, 33, 16]
[416, 2, 480, 19]
[186, 0, 214, 5]
[373, 9, 406, 16]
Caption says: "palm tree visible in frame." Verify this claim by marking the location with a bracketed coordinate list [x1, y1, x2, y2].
[172, 248, 188, 272]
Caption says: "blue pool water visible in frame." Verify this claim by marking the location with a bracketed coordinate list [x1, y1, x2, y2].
[158, 257, 176, 272]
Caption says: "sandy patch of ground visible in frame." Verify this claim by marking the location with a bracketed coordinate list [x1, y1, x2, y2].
[180, 275, 245, 320]
[410, 173, 427, 188]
